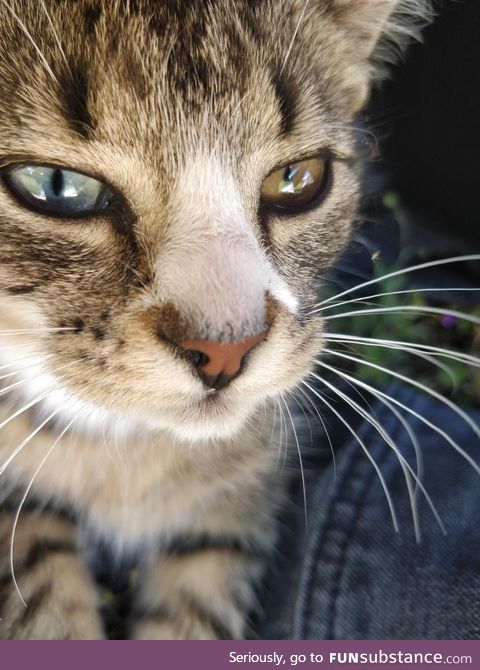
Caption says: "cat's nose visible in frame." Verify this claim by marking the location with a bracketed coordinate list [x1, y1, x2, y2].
[180, 333, 266, 391]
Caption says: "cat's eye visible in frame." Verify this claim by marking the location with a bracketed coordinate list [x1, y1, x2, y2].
[4, 165, 115, 217]
[261, 158, 329, 211]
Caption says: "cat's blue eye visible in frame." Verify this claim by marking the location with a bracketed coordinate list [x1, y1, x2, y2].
[4, 165, 114, 217]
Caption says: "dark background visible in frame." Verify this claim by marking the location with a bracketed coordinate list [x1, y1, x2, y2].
[370, 0, 480, 250]
[332, 0, 480, 298]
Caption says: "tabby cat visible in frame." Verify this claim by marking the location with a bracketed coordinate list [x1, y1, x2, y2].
[0, 0, 429, 639]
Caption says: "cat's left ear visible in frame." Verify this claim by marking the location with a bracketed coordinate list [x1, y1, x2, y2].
[327, 0, 431, 61]
[318, 0, 431, 111]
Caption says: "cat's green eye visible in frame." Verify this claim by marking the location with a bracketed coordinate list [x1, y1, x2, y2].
[261, 158, 329, 211]
[4, 165, 115, 217]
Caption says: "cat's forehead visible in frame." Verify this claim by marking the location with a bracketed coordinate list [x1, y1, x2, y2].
[0, 0, 356, 165]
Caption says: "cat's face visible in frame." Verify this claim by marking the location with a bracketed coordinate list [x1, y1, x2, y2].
[0, 0, 408, 442]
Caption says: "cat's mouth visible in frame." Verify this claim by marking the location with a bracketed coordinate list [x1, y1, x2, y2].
[148, 385, 260, 442]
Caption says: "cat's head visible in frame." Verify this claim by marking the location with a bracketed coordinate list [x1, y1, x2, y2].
[0, 0, 429, 442]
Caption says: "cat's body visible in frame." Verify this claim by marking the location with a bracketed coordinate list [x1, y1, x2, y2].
[0, 0, 429, 639]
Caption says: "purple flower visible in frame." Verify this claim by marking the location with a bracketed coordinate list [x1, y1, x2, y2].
[441, 314, 458, 329]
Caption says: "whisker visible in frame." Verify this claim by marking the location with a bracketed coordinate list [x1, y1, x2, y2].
[324, 338, 457, 390]
[0, 358, 39, 373]
[327, 123, 378, 146]
[274, 396, 288, 470]
[324, 333, 480, 368]
[364, 393, 425, 518]
[0, 359, 77, 403]
[311, 286, 480, 314]
[0, 391, 52, 436]
[0, 344, 39, 354]
[0, 328, 75, 336]
[302, 379, 399, 533]
[280, 0, 310, 74]
[315, 254, 480, 308]
[295, 384, 337, 480]
[37, 0, 71, 74]
[10, 416, 76, 607]
[323, 305, 480, 326]
[316, 360, 480, 477]
[308, 372, 421, 537]
[287, 388, 314, 449]
[0, 375, 45, 401]
[0, 0, 58, 85]
[0, 360, 55, 384]
[280, 394, 308, 529]
[0, 407, 62, 476]
[0, 360, 77, 434]
[308, 372, 445, 539]
[269, 398, 279, 451]
[321, 348, 480, 441]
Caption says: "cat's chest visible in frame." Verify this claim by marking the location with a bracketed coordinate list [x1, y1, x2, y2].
[0, 406, 271, 544]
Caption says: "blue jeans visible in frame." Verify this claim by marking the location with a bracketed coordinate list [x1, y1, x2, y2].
[256, 384, 480, 639]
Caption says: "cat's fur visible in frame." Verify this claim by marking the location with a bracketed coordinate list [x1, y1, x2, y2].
[0, 0, 429, 639]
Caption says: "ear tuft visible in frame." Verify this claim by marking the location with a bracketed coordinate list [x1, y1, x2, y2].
[330, 0, 433, 68]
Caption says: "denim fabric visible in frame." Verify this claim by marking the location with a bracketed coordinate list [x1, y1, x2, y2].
[257, 384, 480, 640]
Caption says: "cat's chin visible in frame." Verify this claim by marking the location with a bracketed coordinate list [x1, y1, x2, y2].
[146, 393, 261, 443]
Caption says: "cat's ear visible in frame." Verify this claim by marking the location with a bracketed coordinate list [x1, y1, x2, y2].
[327, 0, 431, 61]
[319, 0, 431, 111]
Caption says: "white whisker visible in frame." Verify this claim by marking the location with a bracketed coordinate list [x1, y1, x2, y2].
[280, 394, 307, 528]
[275, 395, 289, 470]
[0, 328, 74, 336]
[0, 407, 62, 476]
[308, 371, 446, 539]
[315, 254, 480, 308]
[323, 304, 480, 326]
[321, 348, 480, 441]
[0, 0, 58, 85]
[0, 392, 52, 435]
[325, 339, 458, 390]
[324, 333, 480, 368]
[302, 379, 400, 533]
[38, 0, 71, 73]
[308, 372, 421, 536]
[361, 393, 425, 520]
[311, 286, 480, 314]
[0, 359, 77, 404]
[296, 383, 336, 479]
[316, 360, 480, 477]
[0, 359, 77, 435]
[10, 416, 76, 607]
[0, 376, 43, 401]
[0, 358, 39, 373]
[280, 0, 310, 74]
[0, 362, 49, 385]
[287, 389, 314, 449]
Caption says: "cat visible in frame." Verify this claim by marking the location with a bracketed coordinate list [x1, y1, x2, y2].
[0, 0, 431, 639]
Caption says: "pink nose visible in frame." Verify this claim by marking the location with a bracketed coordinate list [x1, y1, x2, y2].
[180, 333, 266, 390]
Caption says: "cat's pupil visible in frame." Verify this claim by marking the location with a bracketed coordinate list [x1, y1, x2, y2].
[284, 166, 297, 185]
[51, 168, 64, 197]
[280, 165, 309, 195]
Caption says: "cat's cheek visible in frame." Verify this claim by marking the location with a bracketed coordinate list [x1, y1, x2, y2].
[237, 310, 324, 390]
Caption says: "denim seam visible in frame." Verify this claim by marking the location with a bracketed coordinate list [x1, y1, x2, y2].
[325, 442, 390, 639]
[298, 440, 366, 638]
